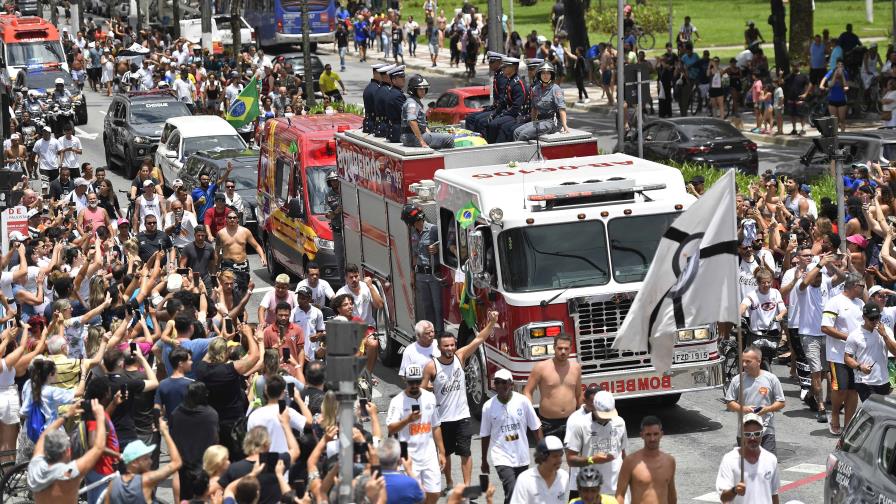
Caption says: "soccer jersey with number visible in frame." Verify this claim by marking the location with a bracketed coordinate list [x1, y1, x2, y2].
[387, 390, 441, 464]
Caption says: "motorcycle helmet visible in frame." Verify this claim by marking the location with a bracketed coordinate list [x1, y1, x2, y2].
[536, 61, 556, 82]
[401, 204, 425, 226]
[406, 74, 430, 95]
[54, 78, 64, 86]
[27, 89, 38, 99]
[577, 467, 604, 489]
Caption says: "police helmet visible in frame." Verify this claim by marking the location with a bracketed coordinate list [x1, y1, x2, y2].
[401, 204, 425, 225]
[576, 466, 604, 489]
[54, 78, 64, 86]
[536, 61, 556, 82]
[27, 89, 38, 98]
[406, 74, 430, 95]
[326, 171, 339, 182]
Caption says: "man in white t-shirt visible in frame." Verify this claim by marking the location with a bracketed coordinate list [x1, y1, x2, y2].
[869, 285, 896, 330]
[780, 245, 811, 377]
[564, 391, 627, 499]
[334, 263, 383, 325]
[32, 127, 61, 178]
[716, 413, 780, 504]
[481, 368, 543, 503]
[246, 375, 310, 454]
[739, 268, 786, 334]
[295, 262, 335, 309]
[58, 126, 82, 172]
[821, 273, 865, 435]
[162, 199, 198, 249]
[386, 364, 445, 503]
[798, 253, 836, 423]
[399, 320, 440, 377]
[510, 436, 569, 504]
[291, 286, 325, 362]
[845, 302, 896, 402]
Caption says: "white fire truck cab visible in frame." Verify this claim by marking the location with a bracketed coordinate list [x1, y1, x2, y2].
[336, 129, 724, 416]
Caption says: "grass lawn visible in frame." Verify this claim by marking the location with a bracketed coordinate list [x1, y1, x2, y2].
[401, 0, 893, 49]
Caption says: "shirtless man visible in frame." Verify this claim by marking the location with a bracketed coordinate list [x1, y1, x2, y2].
[5, 133, 27, 170]
[523, 333, 582, 440]
[216, 208, 266, 297]
[615, 416, 677, 504]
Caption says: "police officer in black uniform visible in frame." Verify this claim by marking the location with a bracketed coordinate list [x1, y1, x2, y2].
[325, 171, 345, 279]
[524, 57, 543, 87]
[373, 64, 395, 137]
[362, 63, 386, 133]
[488, 56, 527, 143]
[496, 58, 541, 142]
[385, 65, 407, 143]
[465, 51, 506, 136]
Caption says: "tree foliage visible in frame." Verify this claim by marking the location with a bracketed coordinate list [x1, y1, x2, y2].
[587, 4, 668, 36]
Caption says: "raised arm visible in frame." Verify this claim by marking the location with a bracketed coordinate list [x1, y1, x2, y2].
[142, 417, 182, 486]
[233, 323, 261, 375]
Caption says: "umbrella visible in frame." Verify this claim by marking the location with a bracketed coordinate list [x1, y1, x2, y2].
[116, 43, 150, 63]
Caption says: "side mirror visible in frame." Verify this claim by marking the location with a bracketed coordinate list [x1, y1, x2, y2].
[287, 197, 304, 219]
[428, 101, 435, 108]
[469, 229, 484, 275]
[165, 150, 177, 159]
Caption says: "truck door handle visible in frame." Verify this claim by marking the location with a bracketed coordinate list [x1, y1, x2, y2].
[863, 485, 876, 495]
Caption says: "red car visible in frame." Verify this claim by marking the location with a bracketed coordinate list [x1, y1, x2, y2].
[426, 86, 491, 125]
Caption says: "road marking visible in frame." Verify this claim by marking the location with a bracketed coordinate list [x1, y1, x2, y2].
[251, 286, 275, 294]
[785, 463, 827, 474]
[99, 110, 106, 115]
[778, 471, 826, 493]
[75, 127, 98, 140]
[693, 481, 794, 502]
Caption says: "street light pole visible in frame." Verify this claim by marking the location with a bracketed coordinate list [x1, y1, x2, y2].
[301, 0, 315, 107]
[615, 0, 624, 153]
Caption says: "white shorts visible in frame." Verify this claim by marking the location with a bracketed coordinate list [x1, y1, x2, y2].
[414, 458, 442, 494]
[0, 386, 20, 425]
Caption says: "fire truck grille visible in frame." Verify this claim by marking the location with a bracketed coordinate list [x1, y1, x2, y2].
[574, 296, 652, 372]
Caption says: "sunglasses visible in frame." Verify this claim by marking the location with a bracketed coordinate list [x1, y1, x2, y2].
[493, 379, 510, 385]
[226, 185, 235, 189]
[742, 431, 763, 439]
[227, 215, 238, 220]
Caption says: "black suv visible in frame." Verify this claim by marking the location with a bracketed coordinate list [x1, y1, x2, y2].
[103, 90, 192, 179]
[777, 130, 896, 179]
[14, 67, 87, 125]
[179, 148, 260, 238]
[825, 394, 896, 503]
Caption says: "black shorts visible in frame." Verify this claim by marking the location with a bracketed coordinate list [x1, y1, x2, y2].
[440, 418, 472, 457]
[829, 99, 848, 108]
[786, 100, 804, 117]
[538, 414, 568, 440]
[830, 362, 856, 391]
[709, 87, 724, 98]
[855, 382, 892, 402]
[357, 40, 367, 49]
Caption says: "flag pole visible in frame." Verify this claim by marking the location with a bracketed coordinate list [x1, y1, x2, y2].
[737, 323, 745, 482]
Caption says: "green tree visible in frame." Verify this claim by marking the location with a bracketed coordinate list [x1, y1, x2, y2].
[789, 0, 813, 63]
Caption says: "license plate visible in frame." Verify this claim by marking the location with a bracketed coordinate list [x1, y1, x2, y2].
[674, 350, 709, 363]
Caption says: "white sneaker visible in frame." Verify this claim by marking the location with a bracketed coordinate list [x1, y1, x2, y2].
[584, 98, 591, 103]
[576, 100, 584, 105]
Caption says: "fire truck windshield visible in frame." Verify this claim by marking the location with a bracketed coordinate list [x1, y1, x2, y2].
[608, 212, 680, 283]
[6, 41, 64, 68]
[498, 220, 610, 292]
[306, 166, 334, 215]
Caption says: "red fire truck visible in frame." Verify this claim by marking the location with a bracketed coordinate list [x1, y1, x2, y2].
[335, 129, 725, 416]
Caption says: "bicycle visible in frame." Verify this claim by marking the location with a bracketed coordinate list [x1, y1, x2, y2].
[0, 449, 118, 503]
[606, 25, 656, 51]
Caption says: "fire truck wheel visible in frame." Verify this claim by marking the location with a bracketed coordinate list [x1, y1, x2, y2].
[464, 351, 486, 420]
[265, 243, 285, 279]
[375, 309, 401, 367]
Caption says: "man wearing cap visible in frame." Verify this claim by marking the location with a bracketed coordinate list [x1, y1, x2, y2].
[65, 177, 90, 213]
[488, 57, 527, 144]
[481, 368, 543, 503]
[821, 272, 865, 435]
[110, 417, 182, 503]
[291, 285, 326, 362]
[845, 301, 896, 402]
[716, 413, 780, 503]
[466, 52, 507, 136]
[402, 75, 454, 150]
[33, 126, 62, 182]
[510, 435, 569, 504]
[373, 64, 396, 137]
[258, 273, 298, 326]
[524, 58, 544, 87]
[686, 175, 705, 197]
[565, 390, 627, 499]
[385, 66, 407, 143]
[48, 166, 74, 206]
[135, 178, 163, 233]
[387, 363, 446, 504]
[363, 64, 386, 133]
[724, 344, 786, 453]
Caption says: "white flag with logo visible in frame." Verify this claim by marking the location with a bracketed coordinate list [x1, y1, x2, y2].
[613, 169, 739, 371]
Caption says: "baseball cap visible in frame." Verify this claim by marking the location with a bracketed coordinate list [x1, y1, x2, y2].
[742, 412, 765, 429]
[535, 435, 565, 455]
[117, 217, 130, 227]
[122, 439, 157, 465]
[214, 192, 226, 201]
[846, 234, 869, 249]
[142, 179, 155, 188]
[869, 285, 885, 297]
[172, 178, 184, 188]
[690, 175, 705, 185]
[593, 390, 618, 420]
[864, 301, 882, 319]
[74, 178, 88, 187]
[494, 369, 513, 382]
[584, 383, 601, 398]
[10, 133, 18, 140]
[296, 285, 313, 298]
[275, 273, 290, 284]
[405, 365, 424, 380]
[42, 126, 52, 133]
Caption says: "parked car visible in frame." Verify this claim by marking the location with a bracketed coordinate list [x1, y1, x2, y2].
[155, 116, 247, 190]
[279, 52, 325, 92]
[179, 148, 260, 237]
[104, 89, 192, 179]
[624, 117, 758, 174]
[14, 67, 87, 125]
[427, 86, 490, 125]
[825, 394, 896, 503]
[776, 130, 896, 179]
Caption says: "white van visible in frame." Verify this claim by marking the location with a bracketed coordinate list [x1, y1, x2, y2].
[179, 16, 255, 54]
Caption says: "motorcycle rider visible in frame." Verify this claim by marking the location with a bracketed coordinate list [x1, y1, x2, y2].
[739, 268, 787, 363]
[51, 77, 73, 102]
[49, 78, 74, 135]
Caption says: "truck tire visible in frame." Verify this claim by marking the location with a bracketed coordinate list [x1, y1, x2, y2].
[375, 308, 401, 367]
[265, 242, 285, 280]
[104, 135, 118, 172]
[76, 103, 87, 125]
[464, 348, 487, 420]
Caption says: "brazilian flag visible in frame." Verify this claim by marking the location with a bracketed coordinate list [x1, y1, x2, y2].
[455, 201, 480, 230]
[459, 266, 477, 329]
[226, 76, 260, 129]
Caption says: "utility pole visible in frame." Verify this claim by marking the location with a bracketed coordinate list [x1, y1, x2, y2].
[230, 0, 243, 56]
[201, 0, 213, 54]
[173, 0, 181, 38]
[301, 0, 314, 107]
[615, 0, 624, 153]
[324, 320, 364, 504]
[487, 0, 503, 62]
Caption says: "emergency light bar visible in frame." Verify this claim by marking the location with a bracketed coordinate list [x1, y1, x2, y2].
[528, 179, 666, 202]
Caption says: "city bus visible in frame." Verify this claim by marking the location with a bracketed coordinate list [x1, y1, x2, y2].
[244, 0, 336, 48]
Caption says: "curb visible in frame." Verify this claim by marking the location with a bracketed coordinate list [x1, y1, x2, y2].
[741, 131, 812, 147]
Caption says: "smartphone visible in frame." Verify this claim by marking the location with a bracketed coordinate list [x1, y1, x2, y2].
[400, 441, 408, 460]
[119, 383, 127, 398]
[278, 399, 286, 413]
[81, 399, 93, 421]
[281, 346, 290, 362]
[224, 317, 235, 333]
[210, 276, 218, 288]
[176, 268, 189, 276]
[479, 474, 489, 490]
[287, 383, 296, 400]
[462, 486, 483, 499]
[359, 398, 369, 417]
[142, 299, 150, 312]
[261, 452, 278, 472]
[753, 406, 763, 414]
[371, 465, 381, 479]
[789, 234, 797, 245]
[129, 342, 137, 355]
[411, 404, 420, 413]
[193, 271, 200, 284]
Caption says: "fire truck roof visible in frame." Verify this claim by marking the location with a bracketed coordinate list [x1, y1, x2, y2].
[0, 16, 59, 43]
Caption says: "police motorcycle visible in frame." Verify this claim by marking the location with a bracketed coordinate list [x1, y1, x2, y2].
[47, 78, 75, 136]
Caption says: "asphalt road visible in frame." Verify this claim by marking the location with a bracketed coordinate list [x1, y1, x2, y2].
[67, 45, 829, 503]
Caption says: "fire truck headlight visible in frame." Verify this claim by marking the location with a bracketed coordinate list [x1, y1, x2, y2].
[530, 345, 548, 357]
[677, 329, 694, 342]
[314, 236, 334, 250]
[489, 207, 503, 224]
[693, 328, 711, 340]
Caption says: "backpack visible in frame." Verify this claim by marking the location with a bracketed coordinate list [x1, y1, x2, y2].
[26, 403, 48, 443]
[69, 420, 89, 458]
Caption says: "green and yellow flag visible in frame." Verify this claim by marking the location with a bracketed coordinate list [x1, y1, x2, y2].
[225, 76, 260, 129]
[455, 201, 480, 230]
[459, 266, 477, 329]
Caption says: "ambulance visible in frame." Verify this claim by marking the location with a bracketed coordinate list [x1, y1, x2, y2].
[336, 129, 725, 416]
[257, 114, 362, 285]
[0, 16, 68, 79]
